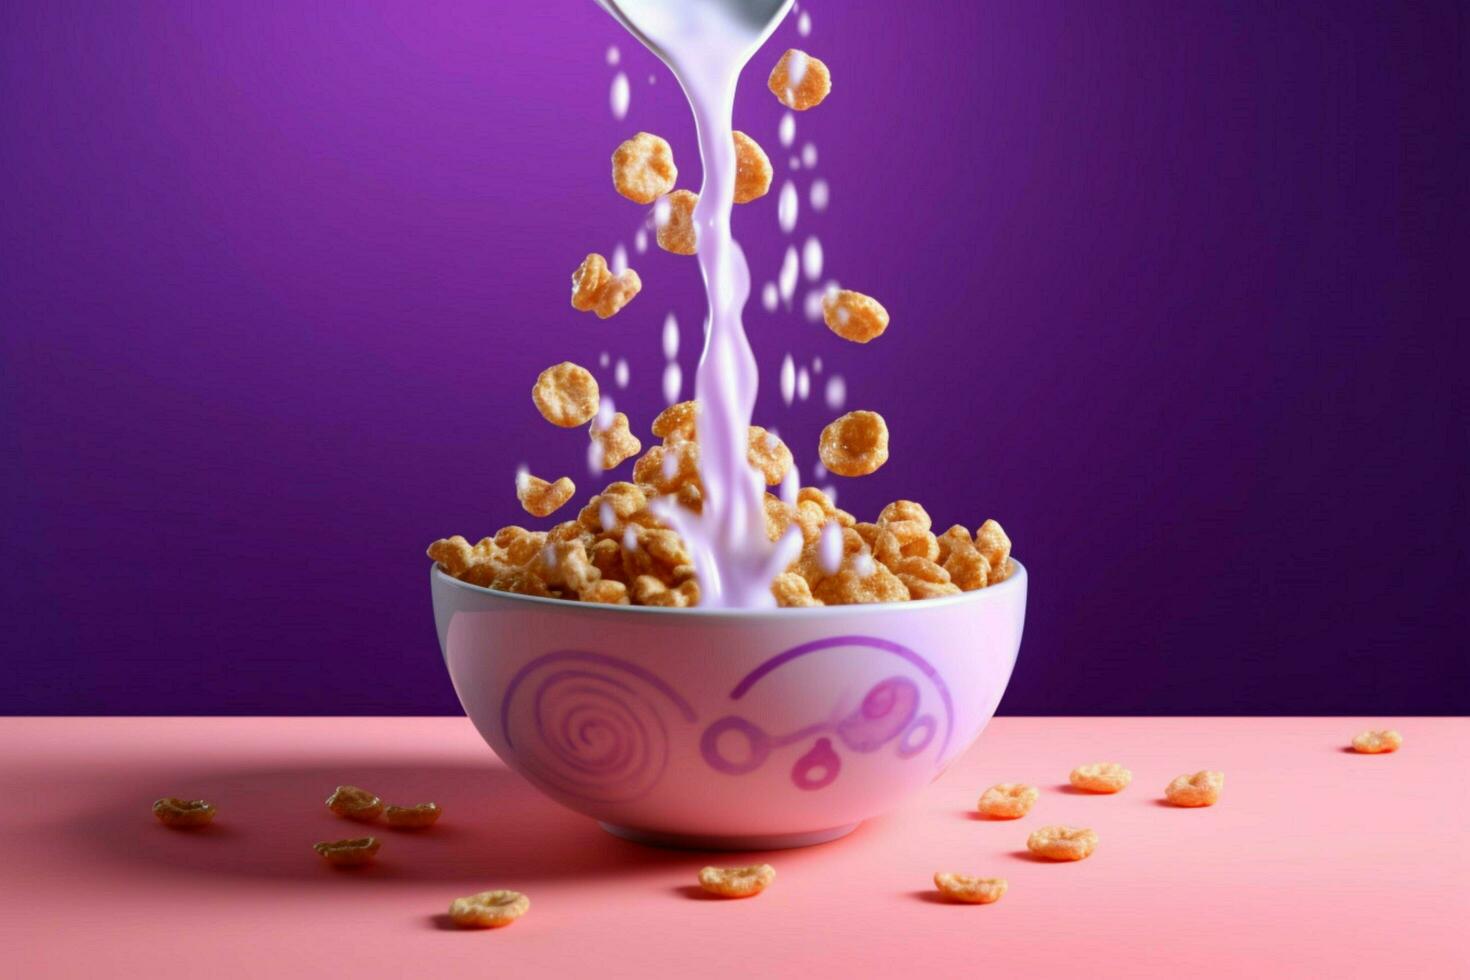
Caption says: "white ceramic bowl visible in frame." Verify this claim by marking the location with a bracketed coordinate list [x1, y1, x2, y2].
[432, 561, 1026, 849]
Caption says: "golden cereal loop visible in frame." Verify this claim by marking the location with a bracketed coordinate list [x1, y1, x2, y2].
[152, 797, 216, 828]
[976, 783, 1038, 819]
[822, 289, 889, 344]
[812, 563, 909, 605]
[383, 802, 442, 828]
[698, 864, 776, 898]
[656, 189, 699, 255]
[651, 399, 699, 441]
[1026, 825, 1098, 862]
[976, 519, 1012, 582]
[747, 426, 793, 485]
[325, 785, 384, 822]
[771, 572, 821, 607]
[1069, 762, 1132, 794]
[570, 253, 611, 311]
[449, 889, 530, 929]
[768, 49, 831, 111]
[1352, 729, 1402, 754]
[591, 412, 642, 470]
[611, 132, 677, 204]
[1164, 771, 1224, 808]
[516, 473, 575, 518]
[733, 130, 773, 203]
[933, 873, 1008, 905]
[314, 836, 381, 866]
[532, 362, 600, 428]
[818, 410, 890, 477]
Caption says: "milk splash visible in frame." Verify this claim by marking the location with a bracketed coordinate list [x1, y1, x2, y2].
[597, 0, 800, 608]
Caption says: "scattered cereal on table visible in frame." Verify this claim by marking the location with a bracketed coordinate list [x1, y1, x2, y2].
[1164, 771, 1224, 807]
[612, 132, 678, 204]
[933, 873, 1008, 904]
[152, 797, 216, 828]
[1351, 729, 1402, 754]
[976, 783, 1038, 819]
[448, 889, 530, 928]
[822, 289, 889, 344]
[516, 473, 575, 517]
[532, 362, 600, 428]
[325, 785, 384, 822]
[698, 864, 776, 898]
[313, 836, 381, 866]
[1069, 762, 1132, 794]
[656, 189, 699, 255]
[733, 131, 773, 203]
[819, 410, 889, 477]
[768, 49, 831, 111]
[1026, 825, 1098, 862]
[590, 412, 641, 470]
[383, 802, 442, 828]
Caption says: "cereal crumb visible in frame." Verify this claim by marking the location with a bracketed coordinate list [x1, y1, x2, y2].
[933, 872, 1008, 904]
[325, 785, 384, 823]
[1351, 729, 1403, 754]
[819, 410, 889, 477]
[383, 802, 442, 828]
[822, 289, 889, 343]
[533, 362, 600, 428]
[449, 889, 530, 928]
[1069, 762, 1132, 794]
[516, 473, 575, 517]
[976, 783, 1038, 819]
[768, 49, 831, 111]
[698, 864, 776, 898]
[591, 412, 642, 470]
[1164, 771, 1224, 807]
[1026, 825, 1098, 862]
[733, 131, 773, 203]
[152, 797, 216, 828]
[313, 836, 381, 866]
[656, 189, 699, 255]
[612, 132, 677, 204]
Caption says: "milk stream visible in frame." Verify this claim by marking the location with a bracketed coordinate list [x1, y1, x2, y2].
[598, 0, 801, 607]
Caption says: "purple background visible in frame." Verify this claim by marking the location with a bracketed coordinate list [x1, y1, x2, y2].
[2, 1, 1465, 715]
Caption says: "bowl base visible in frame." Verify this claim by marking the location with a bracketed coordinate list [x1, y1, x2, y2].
[599, 821, 860, 851]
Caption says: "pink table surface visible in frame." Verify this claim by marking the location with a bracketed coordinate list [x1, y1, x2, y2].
[2, 716, 1465, 978]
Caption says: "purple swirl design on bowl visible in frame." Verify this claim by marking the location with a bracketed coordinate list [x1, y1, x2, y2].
[500, 651, 696, 804]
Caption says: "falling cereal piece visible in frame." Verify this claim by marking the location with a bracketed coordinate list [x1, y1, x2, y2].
[1164, 771, 1224, 808]
[819, 410, 889, 477]
[152, 797, 216, 828]
[933, 873, 1007, 904]
[448, 890, 530, 928]
[612, 132, 678, 205]
[823, 289, 889, 343]
[733, 131, 773, 203]
[591, 412, 642, 470]
[314, 836, 381, 866]
[532, 362, 600, 428]
[571, 254, 640, 319]
[1026, 825, 1098, 862]
[768, 49, 831, 111]
[1069, 762, 1133, 794]
[516, 473, 576, 517]
[698, 864, 775, 898]
[656, 190, 699, 255]
[1351, 729, 1403, 754]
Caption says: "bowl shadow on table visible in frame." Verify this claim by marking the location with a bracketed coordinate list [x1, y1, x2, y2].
[58, 761, 746, 887]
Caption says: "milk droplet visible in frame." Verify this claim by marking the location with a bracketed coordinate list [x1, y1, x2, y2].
[780, 354, 796, 405]
[786, 51, 809, 89]
[648, 74, 656, 84]
[661, 444, 681, 480]
[855, 551, 875, 578]
[813, 460, 827, 479]
[595, 396, 616, 430]
[779, 466, 799, 505]
[599, 501, 618, 532]
[797, 11, 812, 36]
[662, 362, 682, 404]
[821, 483, 839, 505]
[796, 367, 811, 401]
[789, 156, 801, 171]
[515, 465, 530, 493]
[802, 236, 823, 281]
[614, 358, 629, 388]
[599, 351, 610, 368]
[803, 288, 826, 322]
[623, 526, 639, 552]
[778, 246, 799, 303]
[541, 544, 559, 570]
[825, 374, 846, 410]
[653, 197, 672, 228]
[761, 282, 779, 311]
[810, 179, 830, 212]
[587, 440, 605, 473]
[633, 228, 648, 253]
[662, 313, 679, 359]
[818, 521, 843, 574]
[610, 244, 628, 275]
[778, 112, 796, 147]
[801, 142, 818, 167]
[606, 45, 621, 66]
[610, 72, 630, 120]
[778, 181, 799, 233]
[812, 356, 823, 373]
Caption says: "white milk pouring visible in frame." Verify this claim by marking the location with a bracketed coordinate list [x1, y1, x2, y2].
[597, 0, 800, 608]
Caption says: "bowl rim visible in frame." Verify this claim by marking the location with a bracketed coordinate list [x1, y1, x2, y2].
[431, 557, 1025, 620]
